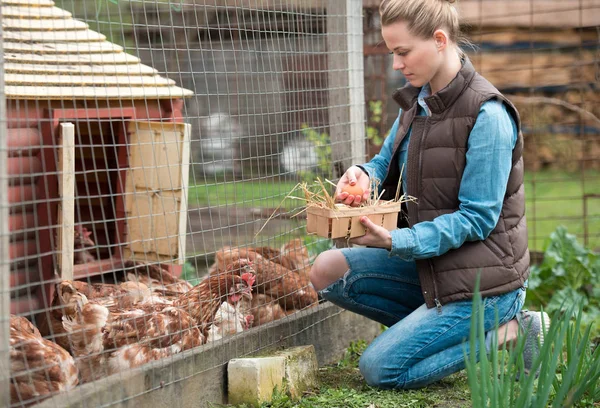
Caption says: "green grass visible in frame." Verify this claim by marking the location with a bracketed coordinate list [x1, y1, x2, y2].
[525, 170, 600, 252]
[188, 181, 302, 212]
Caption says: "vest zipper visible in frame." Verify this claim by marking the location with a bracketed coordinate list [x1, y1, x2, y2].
[434, 298, 442, 315]
[429, 260, 442, 314]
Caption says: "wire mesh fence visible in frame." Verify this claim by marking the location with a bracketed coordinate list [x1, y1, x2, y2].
[2, 0, 599, 407]
[3, 0, 363, 406]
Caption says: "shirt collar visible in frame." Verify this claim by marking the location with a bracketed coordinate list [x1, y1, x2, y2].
[418, 84, 432, 116]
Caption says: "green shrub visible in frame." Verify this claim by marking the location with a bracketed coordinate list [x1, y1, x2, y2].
[527, 226, 600, 341]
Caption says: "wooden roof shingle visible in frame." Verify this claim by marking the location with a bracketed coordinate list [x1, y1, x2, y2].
[1, 0, 193, 100]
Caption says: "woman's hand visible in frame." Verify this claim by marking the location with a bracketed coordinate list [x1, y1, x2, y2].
[350, 216, 392, 249]
[335, 166, 371, 207]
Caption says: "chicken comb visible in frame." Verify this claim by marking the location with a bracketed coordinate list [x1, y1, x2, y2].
[76, 225, 92, 239]
[240, 272, 256, 287]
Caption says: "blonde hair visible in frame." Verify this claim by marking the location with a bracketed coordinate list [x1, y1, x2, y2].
[380, 0, 463, 44]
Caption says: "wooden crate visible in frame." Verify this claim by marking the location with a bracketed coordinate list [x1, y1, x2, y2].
[306, 202, 402, 239]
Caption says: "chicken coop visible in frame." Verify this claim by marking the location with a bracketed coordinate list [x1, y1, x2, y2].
[2, 0, 373, 407]
[3, 0, 193, 319]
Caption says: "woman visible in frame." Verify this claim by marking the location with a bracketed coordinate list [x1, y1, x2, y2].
[309, 0, 548, 389]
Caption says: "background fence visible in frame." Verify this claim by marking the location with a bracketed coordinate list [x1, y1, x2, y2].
[2, 0, 599, 407]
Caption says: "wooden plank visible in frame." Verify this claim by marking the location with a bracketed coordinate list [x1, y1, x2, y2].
[316, 216, 330, 238]
[125, 192, 154, 254]
[3, 41, 123, 54]
[3, 29, 106, 43]
[1, 6, 72, 18]
[472, 28, 598, 46]
[6, 73, 176, 87]
[1, 0, 54, 6]
[57, 123, 75, 281]
[471, 50, 597, 88]
[4, 51, 140, 65]
[128, 127, 158, 190]
[7, 155, 42, 176]
[177, 123, 191, 264]
[458, 0, 600, 28]
[2, 17, 88, 31]
[7, 128, 41, 154]
[152, 193, 180, 257]
[306, 202, 402, 218]
[331, 217, 351, 239]
[4, 62, 158, 76]
[156, 129, 183, 190]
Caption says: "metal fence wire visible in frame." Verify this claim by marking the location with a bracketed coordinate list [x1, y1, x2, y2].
[2, 0, 599, 407]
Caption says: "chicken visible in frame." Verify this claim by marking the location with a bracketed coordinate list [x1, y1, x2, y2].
[10, 315, 78, 407]
[210, 244, 297, 274]
[205, 301, 254, 342]
[211, 249, 317, 311]
[123, 260, 193, 293]
[73, 225, 95, 265]
[38, 280, 172, 352]
[60, 287, 203, 383]
[280, 238, 311, 272]
[172, 266, 255, 338]
[238, 293, 288, 327]
[56, 269, 254, 382]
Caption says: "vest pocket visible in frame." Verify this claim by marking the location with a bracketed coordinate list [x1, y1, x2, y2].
[483, 235, 510, 263]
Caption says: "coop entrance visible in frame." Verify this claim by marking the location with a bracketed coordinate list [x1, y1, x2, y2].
[38, 108, 135, 290]
[70, 119, 128, 263]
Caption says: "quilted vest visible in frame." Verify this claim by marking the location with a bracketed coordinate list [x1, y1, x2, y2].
[380, 57, 530, 309]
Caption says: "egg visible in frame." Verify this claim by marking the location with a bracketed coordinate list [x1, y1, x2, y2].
[341, 184, 364, 196]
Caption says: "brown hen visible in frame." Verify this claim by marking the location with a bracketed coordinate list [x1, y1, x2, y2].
[172, 264, 255, 337]
[10, 315, 78, 407]
[38, 280, 172, 351]
[59, 284, 202, 383]
[211, 248, 316, 311]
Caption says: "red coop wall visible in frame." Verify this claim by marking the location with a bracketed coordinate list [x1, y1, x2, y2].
[7, 99, 185, 317]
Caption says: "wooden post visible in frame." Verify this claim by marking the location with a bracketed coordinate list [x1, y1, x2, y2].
[177, 123, 191, 264]
[57, 123, 75, 281]
[0, 6, 10, 407]
[327, 0, 365, 178]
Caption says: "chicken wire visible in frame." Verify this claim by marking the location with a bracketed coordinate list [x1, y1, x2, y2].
[3, 0, 364, 406]
[3, 0, 600, 407]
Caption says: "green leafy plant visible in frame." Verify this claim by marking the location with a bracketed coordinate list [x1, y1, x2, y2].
[465, 277, 600, 408]
[366, 100, 385, 147]
[337, 340, 368, 368]
[527, 226, 600, 340]
[298, 124, 332, 183]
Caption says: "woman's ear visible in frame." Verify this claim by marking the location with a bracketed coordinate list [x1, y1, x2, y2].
[433, 29, 449, 51]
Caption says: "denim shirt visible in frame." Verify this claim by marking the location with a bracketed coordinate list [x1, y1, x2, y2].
[361, 85, 518, 260]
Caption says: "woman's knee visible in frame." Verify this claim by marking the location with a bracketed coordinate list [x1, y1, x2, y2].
[359, 346, 399, 389]
[309, 250, 348, 291]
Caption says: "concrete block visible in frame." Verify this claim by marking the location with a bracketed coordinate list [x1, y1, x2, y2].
[228, 356, 286, 406]
[273, 345, 319, 399]
[227, 345, 319, 406]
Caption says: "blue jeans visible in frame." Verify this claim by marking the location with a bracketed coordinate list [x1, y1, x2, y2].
[320, 247, 526, 389]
